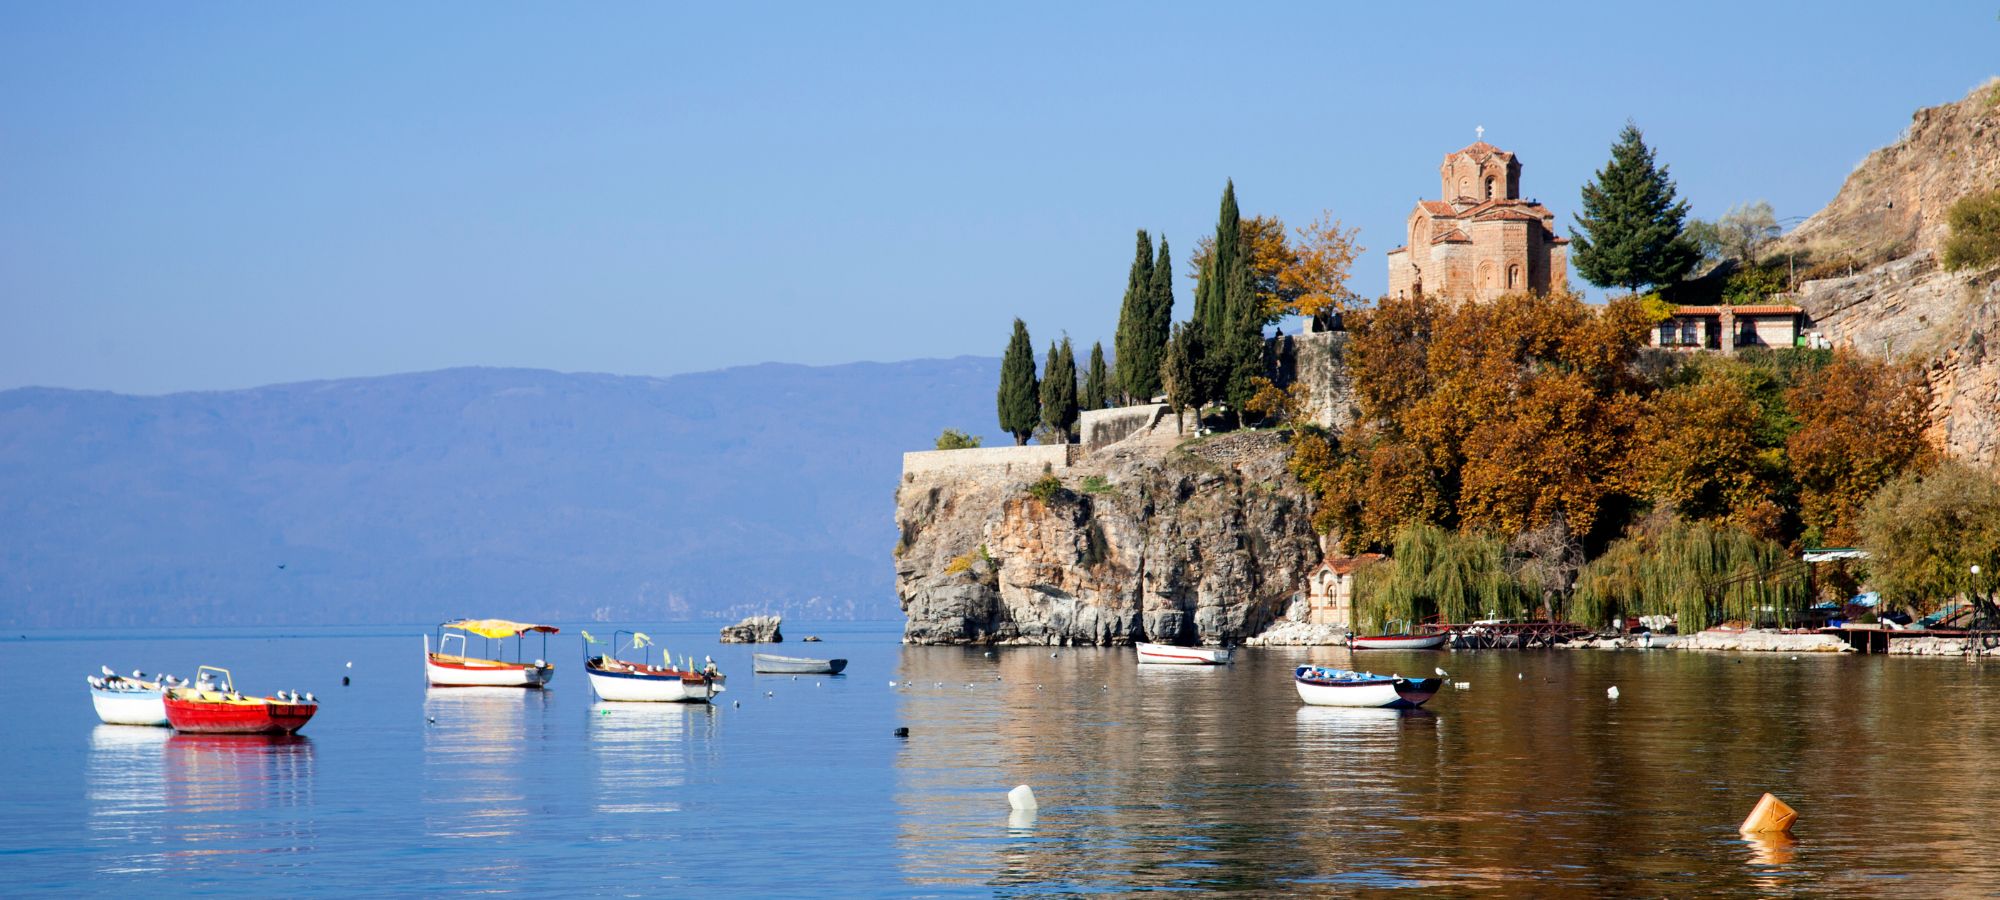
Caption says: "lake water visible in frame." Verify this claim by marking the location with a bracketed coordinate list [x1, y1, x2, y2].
[5, 622, 1999, 895]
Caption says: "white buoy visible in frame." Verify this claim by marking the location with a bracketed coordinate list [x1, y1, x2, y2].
[888, 681, 898, 687]
[1607, 686, 1620, 699]
[1517, 672, 1524, 679]
[1008, 784, 1039, 811]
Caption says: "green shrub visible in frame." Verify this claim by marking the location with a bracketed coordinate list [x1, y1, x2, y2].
[1026, 474, 1065, 503]
[934, 428, 983, 451]
[1080, 475, 1113, 494]
[1722, 262, 1788, 304]
[1943, 188, 2000, 271]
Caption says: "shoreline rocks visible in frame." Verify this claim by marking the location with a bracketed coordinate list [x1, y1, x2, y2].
[719, 615, 782, 643]
[896, 431, 1320, 646]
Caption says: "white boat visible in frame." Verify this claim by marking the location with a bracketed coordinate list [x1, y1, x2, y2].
[1293, 665, 1441, 709]
[1135, 641, 1233, 665]
[87, 672, 171, 726]
[425, 619, 558, 687]
[1349, 632, 1449, 651]
[752, 653, 847, 675]
[584, 630, 723, 703]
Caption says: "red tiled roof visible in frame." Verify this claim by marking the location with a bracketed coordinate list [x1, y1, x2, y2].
[1419, 200, 1456, 216]
[1475, 207, 1545, 222]
[1671, 305, 1804, 315]
[1317, 553, 1386, 576]
[1450, 140, 1513, 161]
[1431, 228, 1472, 244]
[1386, 245, 1407, 255]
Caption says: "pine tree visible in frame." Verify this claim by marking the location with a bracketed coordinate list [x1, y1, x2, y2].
[1570, 123, 1699, 293]
[1142, 236, 1175, 402]
[996, 319, 1040, 445]
[1112, 230, 1156, 404]
[1083, 342, 1109, 411]
[1040, 338, 1079, 442]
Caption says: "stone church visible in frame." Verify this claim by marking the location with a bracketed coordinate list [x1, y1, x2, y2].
[1385, 138, 1568, 303]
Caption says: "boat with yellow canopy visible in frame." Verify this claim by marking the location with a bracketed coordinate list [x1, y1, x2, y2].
[425, 619, 559, 688]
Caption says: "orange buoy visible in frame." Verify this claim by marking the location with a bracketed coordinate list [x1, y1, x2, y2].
[1739, 792, 1798, 834]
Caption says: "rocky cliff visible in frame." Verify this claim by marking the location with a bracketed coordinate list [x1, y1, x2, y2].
[1776, 78, 2000, 468]
[894, 430, 1320, 645]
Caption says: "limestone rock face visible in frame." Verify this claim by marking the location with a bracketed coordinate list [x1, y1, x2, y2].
[1777, 79, 2000, 470]
[719, 615, 782, 643]
[895, 431, 1321, 646]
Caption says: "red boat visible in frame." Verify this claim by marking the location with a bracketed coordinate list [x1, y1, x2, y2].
[164, 666, 319, 735]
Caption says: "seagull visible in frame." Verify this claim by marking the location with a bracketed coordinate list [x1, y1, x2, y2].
[277, 564, 286, 569]
[131, 669, 144, 679]
[888, 680, 898, 687]
[765, 691, 774, 698]
[733, 700, 740, 708]
[345, 661, 353, 668]
[304, 692, 315, 703]
[427, 715, 436, 724]
[1607, 686, 1620, 699]
[101, 665, 115, 677]
[1518, 672, 1524, 679]
[1051, 652, 1059, 658]
[1435, 667, 1448, 677]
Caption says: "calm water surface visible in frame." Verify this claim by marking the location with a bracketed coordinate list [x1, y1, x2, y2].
[4, 623, 1999, 895]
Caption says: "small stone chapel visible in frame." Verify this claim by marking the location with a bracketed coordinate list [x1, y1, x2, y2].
[1385, 134, 1568, 303]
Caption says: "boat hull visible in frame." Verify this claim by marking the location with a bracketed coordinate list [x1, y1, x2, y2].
[586, 668, 716, 702]
[1350, 633, 1449, 651]
[1134, 642, 1233, 665]
[90, 685, 168, 726]
[164, 695, 318, 734]
[752, 654, 848, 675]
[425, 654, 554, 687]
[1293, 669, 1441, 709]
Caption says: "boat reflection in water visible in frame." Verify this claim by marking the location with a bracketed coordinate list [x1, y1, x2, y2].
[586, 702, 717, 817]
[422, 687, 548, 851]
[86, 725, 171, 871]
[154, 732, 318, 874]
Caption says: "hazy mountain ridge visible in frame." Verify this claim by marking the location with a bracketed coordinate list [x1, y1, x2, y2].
[0, 358, 1002, 627]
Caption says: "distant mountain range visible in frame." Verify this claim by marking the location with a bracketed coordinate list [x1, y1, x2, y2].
[0, 358, 1003, 627]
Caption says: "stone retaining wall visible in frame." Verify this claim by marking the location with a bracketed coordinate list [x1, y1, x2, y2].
[1673, 629, 1852, 653]
[901, 443, 1077, 481]
[1080, 404, 1170, 454]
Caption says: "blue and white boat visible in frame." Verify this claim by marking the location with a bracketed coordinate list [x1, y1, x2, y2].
[1293, 665, 1441, 709]
[87, 669, 174, 726]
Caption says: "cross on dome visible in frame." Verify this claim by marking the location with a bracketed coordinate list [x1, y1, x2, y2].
[1475, 125, 1484, 142]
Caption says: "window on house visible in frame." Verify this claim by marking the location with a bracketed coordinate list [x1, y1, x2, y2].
[1659, 322, 1675, 345]
[1679, 319, 1698, 346]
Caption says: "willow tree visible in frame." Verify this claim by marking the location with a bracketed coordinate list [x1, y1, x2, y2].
[1573, 517, 1804, 630]
[1353, 524, 1529, 633]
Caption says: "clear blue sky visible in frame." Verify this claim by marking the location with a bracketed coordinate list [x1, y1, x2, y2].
[3, 2, 1995, 393]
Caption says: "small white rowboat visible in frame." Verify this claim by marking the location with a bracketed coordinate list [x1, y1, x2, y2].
[752, 654, 847, 675]
[88, 674, 170, 726]
[1135, 641, 1233, 665]
[1293, 666, 1441, 709]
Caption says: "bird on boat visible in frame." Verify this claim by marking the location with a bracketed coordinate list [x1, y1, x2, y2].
[131, 669, 144, 679]
[101, 665, 115, 677]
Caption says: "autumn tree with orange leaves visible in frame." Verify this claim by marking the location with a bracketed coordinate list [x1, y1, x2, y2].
[1785, 351, 1932, 545]
[1190, 211, 1363, 324]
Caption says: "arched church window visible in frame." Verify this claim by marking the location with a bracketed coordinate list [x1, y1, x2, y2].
[1484, 177, 1495, 200]
[1507, 264, 1521, 289]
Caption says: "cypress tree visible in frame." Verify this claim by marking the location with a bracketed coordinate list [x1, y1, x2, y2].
[1083, 342, 1109, 411]
[1142, 236, 1175, 403]
[1112, 230, 1156, 404]
[1160, 322, 1203, 433]
[1040, 337, 1079, 442]
[1190, 184, 1243, 408]
[1570, 122, 1700, 293]
[996, 318, 1040, 445]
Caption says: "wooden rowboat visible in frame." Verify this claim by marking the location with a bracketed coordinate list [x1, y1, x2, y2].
[752, 653, 847, 675]
[1350, 632, 1449, 650]
[164, 666, 318, 734]
[1134, 642, 1233, 665]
